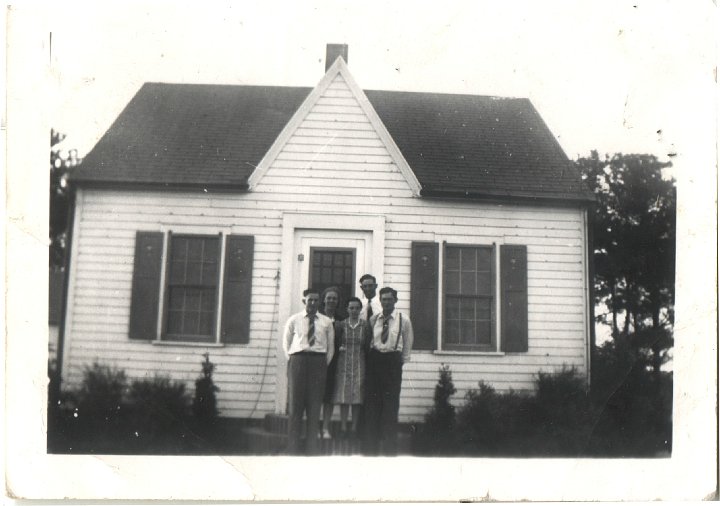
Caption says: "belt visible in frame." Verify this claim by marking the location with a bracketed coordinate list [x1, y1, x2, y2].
[292, 350, 325, 356]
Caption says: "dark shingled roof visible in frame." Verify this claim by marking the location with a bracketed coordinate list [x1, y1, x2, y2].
[73, 82, 593, 203]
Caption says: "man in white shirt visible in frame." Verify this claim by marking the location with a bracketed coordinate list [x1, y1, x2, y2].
[359, 274, 382, 321]
[364, 287, 414, 456]
[282, 288, 335, 455]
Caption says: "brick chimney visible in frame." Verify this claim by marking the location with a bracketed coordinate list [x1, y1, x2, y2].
[325, 43, 348, 71]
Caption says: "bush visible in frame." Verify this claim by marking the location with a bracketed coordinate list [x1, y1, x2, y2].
[527, 367, 595, 455]
[193, 353, 220, 424]
[588, 343, 673, 456]
[127, 375, 189, 431]
[76, 362, 128, 423]
[423, 366, 597, 456]
[415, 364, 457, 454]
[455, 382, 531, 455]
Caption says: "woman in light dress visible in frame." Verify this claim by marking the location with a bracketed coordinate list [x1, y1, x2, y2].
[332, 296, 369, 436]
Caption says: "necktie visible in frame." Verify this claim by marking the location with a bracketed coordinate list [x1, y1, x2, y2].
[381, 318, 390, 344]
[307, 315, 316, 346]
[366, 300, 373, 319]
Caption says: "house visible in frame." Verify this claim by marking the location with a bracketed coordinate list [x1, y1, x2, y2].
[60, 44, 594, 422]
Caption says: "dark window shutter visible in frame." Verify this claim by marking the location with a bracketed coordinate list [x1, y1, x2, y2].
[411, 241, 438, 350]
[221, 235, 254, 344]
[500, 245, 528, 352]
[129, 231, 164, 340]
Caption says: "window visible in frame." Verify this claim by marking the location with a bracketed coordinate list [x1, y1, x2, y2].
[129, 231, 254, 344]
[164, 235, 220, 342]
[309, 247, 356, 303]
[410, 241, 527, 353]
[443, 245, 496, 351]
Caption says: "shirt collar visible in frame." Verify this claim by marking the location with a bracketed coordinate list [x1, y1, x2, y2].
[305, 312, 317, 319]
[379, 311, 395, 320]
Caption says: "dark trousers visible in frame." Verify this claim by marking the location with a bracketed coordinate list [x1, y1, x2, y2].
[363, 350, 403, 456]
[287, 352, 327, 455]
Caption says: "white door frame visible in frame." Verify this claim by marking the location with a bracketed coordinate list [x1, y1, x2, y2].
[275, 212, 385, 414]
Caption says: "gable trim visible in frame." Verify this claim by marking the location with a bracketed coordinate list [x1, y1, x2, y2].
[337, 62, 423, 196]
[247, 57, 422, 196]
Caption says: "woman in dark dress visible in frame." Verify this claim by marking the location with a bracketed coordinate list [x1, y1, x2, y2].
[319, 286, 345, 439]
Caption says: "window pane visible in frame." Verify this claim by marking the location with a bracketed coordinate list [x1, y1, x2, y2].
[445, 320, 460, 344]
[445, 247, 459, 271]
[168, 288, 184, 310]
[446, 297, 460, 320]
[321, 269, 331, 284]
[170, 259, 186, 283]
[168, 310, 183, 334]
[460, 319, 476, 345]
[186, 261, 202, 284]
[445, 270, 460, 294]
[477, 297, 491, 318]
[201, 290, 215, 311]
[184, 310, 199, 335]
[477, 271, 492, 296]
[477, 247, 492, 268]
[199, 310, 214, 335]
[201, 260, 217, 284]
[458, 297, 474, 318]
[476, 320, 492, 344]
[173, 238, 188, 261]
[460, 270, 477, 296]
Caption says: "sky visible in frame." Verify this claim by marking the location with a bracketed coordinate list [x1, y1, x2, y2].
[39, 0, 715, 168]
[22, 0, 716, 348]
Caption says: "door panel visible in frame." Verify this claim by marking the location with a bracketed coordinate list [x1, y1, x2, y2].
[309, 247, 356, 303]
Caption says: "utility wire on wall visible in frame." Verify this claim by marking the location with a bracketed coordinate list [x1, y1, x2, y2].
[248, 269, 281, 418]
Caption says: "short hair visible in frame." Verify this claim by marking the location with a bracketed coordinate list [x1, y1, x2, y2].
[378, 287, 398, 299]
[320, 285, 342, 302]
[359, 274, 377, 285]
[303, 288, 320, 297]
[346, 296, 363, 307]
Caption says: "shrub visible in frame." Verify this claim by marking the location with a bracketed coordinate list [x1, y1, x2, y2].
[127, 375, 189, 430]
[415, 364, 457, 454]
[455, 382, 530, 455]
[193, 353, 220, 424]
[528, 366, 595, 455]
[76, 362, 128, 423]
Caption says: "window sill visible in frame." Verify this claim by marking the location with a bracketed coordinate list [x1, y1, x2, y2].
[432, 350, 505, 357]
[152, 340, 225, 348]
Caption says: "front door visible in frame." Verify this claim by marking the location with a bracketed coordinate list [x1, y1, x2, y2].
[290, 230, 370, 315]
[276, 228, 372, 413]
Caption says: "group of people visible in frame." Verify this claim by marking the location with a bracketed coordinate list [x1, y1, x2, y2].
[281, 274, 414, 456]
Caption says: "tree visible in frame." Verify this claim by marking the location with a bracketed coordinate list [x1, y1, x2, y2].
[50, 129, 81, 269]
[575, 152, 676, 374]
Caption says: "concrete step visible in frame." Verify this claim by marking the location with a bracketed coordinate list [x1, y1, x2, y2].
[237, 424, 412, 456]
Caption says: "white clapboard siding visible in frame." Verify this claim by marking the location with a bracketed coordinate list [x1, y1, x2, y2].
[64, 72, 588, 421]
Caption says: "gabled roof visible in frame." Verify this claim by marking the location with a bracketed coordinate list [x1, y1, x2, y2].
[75, 83, 311, 190]
[365, 91, 591, 202]
[73, 81, 593, 203]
